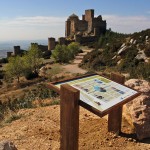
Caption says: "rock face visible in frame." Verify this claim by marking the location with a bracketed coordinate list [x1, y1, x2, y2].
[0, 141, 17, 150]
[125, 79, 150, 140]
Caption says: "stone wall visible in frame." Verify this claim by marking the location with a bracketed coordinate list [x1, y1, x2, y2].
[58, 37, 66, 45]
[77, 20, 88, 32]
[75, 35, 98, 44]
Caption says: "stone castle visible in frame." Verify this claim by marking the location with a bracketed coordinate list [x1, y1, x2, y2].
[65, 9, 106, 38]
[47, 9, 107, 50]
[7, 9, 107, 57]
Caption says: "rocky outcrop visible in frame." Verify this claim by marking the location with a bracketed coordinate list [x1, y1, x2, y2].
[125, 79, 150, 140]
[0, 141, 17, 150]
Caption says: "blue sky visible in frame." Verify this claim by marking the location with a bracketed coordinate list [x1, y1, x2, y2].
[0, 0, 150, 41]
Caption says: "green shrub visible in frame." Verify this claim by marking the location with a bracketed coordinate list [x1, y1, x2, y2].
[52, 42, 81, 63]
[130, 62, 150, 81]
[0, 84, 58, 121]
[43, 50, 51, 59]
[0, 70, 4, 79]
[24, 71, 38, 80]
[144, 45, 150, 57]
[0, 58, 8, 63]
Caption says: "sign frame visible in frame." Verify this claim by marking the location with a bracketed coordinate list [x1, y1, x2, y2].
[47, 73, 140, 117]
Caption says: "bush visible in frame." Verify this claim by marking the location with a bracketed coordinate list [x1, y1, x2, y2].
[52, 42, 80, 63]
[25, 71, 38, 80]
[0, 58, 8, 63]
[43, 50, 51, 59]
[130, 62, 150, 81]
[0, 70, 4, 79]
[144, 46, 150, 57]
[0, 84, 59, 121]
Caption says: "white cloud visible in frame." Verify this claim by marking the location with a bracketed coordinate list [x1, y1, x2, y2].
[103, 15, 150, 33]
[0, 15, 150, 41]
[0, 16, 66, 41]
[0, 16, 66, 26]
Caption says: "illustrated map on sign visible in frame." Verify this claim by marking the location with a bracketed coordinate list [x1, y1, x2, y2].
[55, 75, 138, 112]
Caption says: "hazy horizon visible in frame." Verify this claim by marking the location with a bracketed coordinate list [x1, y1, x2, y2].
[0, 39, 47, 51]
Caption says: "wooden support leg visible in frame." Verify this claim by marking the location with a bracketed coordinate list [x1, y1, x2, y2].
[60, 84, 80, 150]
[108, 73, 125, 134]
[108, 106, 123, 134]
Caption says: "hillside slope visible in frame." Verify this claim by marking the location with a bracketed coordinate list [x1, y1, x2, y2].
[0, 105, 150, 150]
[80, 29, 150, 81]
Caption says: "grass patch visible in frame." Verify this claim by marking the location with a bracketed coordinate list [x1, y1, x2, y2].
[0, 83, 58, 121]
[46, 63, 63, 81]
[50, 99, 60, 106]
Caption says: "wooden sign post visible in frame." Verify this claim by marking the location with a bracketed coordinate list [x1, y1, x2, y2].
[108, 73, 125, 134]
[47, 73, 140, 150]
[60, 84, 80, 150]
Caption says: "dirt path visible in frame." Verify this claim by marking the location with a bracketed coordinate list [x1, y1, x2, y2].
[62, 47, 93, 74]
[0, 105, 149, 150]
[62, 64, 87, 74]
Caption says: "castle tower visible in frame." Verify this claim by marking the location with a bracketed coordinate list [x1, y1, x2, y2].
[85, 9, 94, 22]
[48, 37, 56, 50]
[7, 52, 13, 58]
[65, 14, 79, 37]
[85, 9, 94, 33]
[14, 46, 21, 56]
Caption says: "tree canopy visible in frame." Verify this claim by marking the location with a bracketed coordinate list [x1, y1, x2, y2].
[5, 56, 25, 83]
[52, 42, 80, 63]
[24, 43, 43, 74]
[5, 43, 43, 83]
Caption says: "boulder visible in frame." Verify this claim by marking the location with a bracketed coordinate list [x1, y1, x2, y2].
[0, 141, 17, 150]
[117, 46, 127, 55]
[125, 79, 150, 140]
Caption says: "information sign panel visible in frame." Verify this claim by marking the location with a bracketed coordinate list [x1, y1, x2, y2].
[54, 74, 139, 113]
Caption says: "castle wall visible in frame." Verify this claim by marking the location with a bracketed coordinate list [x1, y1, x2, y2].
[58, 37, 66, 45]
[77, 20, 88, 32]
[70, 21, 76, 35]
[38, 45, 48, 51]
[75, 35, 98, 44]
[82, 15, 85, 21]
[92, 19, 107, 35]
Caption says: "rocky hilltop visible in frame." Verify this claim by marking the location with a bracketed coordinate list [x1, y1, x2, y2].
[80, 29, 150, 81]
